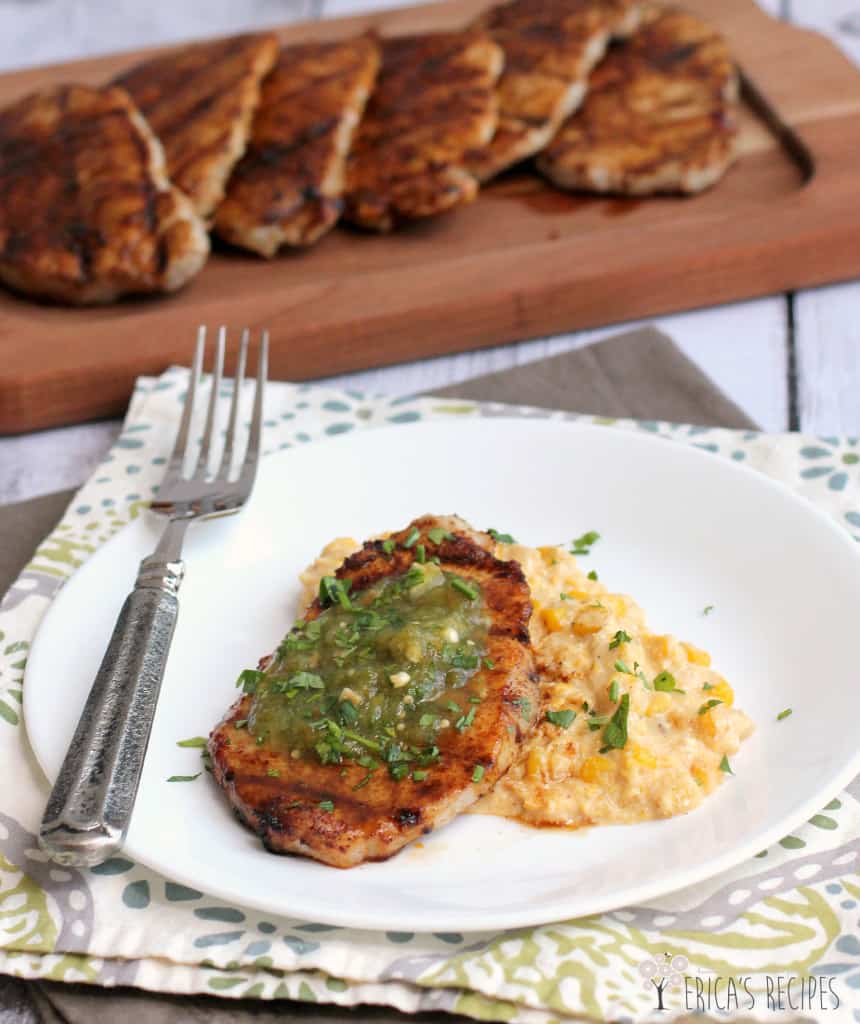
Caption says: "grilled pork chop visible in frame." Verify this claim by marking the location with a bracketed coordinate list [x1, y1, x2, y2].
[209, 515, 537, 868]
[214, 36, 380, 255]
[344, 32, 503, 231]
[0, 84, 208, 305]
[537, 5, 739, 194]
[114, 33, 279, 221]
[467, 0, 642, 183]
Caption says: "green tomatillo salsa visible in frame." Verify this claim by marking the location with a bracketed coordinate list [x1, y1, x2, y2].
[236, 562, 490, 783]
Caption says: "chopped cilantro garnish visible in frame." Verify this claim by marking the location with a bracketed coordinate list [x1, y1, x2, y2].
[777, 708, 793, 721]
[587, 570, 598, 581]
[570, 530, 600, 556]
[236, 669, 264, 694]
[483, 657, 495, 669]
[403, 527, 420, 548]
[702, 682, 714, 690]
[427, 527, 453, 544]
[698, 699, 723, 715]
[450, 577, 479, 600]
[653, 671, 685, 694]
[455, 706, 477, 732]
[472, 764, 485, 782]
[546, 708, 575, 729]
[609, 630, 631, 650]
[382, 539, 395, 556]
[389, 762, 410, 781]
[318, 800, 335, 812]
[608, 680, 620, 703]
[445, 700, 461, 713]
[176, 736, 207, 748]
[319, 575, 353, 610]
[601, 693, 630, 750]
[167, 773, 200, 782]
[412, 770, 428, 782]
[719, 755, 733, 774]
[488, 528, 516, 544]
[419, 713, 438, 728]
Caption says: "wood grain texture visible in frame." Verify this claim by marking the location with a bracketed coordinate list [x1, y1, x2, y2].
[0, 0, 859, 434]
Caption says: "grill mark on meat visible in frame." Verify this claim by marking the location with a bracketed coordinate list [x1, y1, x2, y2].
[214, 36, 380, 254]
[538, 5, 739, 195]
[343, 31, 502, 231]
[0, 83, 208, 304]
[115, 32, 279, 219]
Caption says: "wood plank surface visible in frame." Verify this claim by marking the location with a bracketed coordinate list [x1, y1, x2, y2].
[0, 0, 859, 434]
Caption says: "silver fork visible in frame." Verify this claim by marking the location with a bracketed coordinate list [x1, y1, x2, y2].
[39, 325, 269, 868]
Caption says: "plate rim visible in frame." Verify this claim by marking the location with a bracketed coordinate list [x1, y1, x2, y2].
[23, 417, 860, 931]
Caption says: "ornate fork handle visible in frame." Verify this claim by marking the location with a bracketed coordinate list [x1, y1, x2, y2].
[38, 521, 188, 867]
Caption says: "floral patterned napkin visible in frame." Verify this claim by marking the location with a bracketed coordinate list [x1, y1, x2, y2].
[1, 367, 859, 1022]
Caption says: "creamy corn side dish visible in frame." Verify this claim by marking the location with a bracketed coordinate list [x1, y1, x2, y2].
[298, 534, 754, 831]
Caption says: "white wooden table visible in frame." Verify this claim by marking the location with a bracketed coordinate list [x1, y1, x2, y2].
[0, 0, 857, 505]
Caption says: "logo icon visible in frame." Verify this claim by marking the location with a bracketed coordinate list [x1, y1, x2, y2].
[639, 953, 689, 1011]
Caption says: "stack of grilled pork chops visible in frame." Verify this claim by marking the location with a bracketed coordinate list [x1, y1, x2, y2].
[0, 1, 739, 305]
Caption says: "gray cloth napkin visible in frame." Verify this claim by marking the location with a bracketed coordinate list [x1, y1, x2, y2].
[0, 325, 756, 1024]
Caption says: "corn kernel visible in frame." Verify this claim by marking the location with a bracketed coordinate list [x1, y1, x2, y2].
[538, 546, 560, 564]
[709, 679, 734, 706]
[646, 693, 672, 716]
[542, 607, 565, 633]
[573, 606, 608, 635]
[645, 634, 671, 658]
[563, 588, 590, 601]
[580, 754, 613, 782]
[691, 765, 709, 787]
[526, 749, 543, 778]
[682, 642, 711, 667]
[626, 743, 658, 769]
[606, 595, 628, 616]
[697, 713, 717, 739]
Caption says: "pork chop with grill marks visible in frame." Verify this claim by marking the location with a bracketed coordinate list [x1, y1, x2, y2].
[343, 31, 503, 231]
[467, 0, 642, 183]
[537, 5, 739, 194]
[114, 32, 279, 221]
[0, 84, 208, 305]
[214, 36, 380, 255]
[209, 515, 538, 868]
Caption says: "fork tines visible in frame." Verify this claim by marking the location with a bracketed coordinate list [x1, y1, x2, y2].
[167, 325, 268, 490]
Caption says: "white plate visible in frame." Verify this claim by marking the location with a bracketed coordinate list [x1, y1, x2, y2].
[25, 419, 860, 932]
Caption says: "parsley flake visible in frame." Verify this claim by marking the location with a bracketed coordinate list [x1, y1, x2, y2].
[546, 708, 576, 729]
[570, 530, 600, 556]
[167, 773, 200, 783]
[236, 669, 264, 694]
[719, 755, 734, 774]
[472, 764, 485, 782]
[698, 699, 723, 715]
[488, 528, 516, 544]
[427, 527, 454, 544]
[777, 708, 793, 721]
[653, 671, 685, 694]
[614, 660, 633, 675]
[608, 680, 620, 703]
[609, 630, 631, 650]
[587, 570, 598, 581]
[602, 694, 630, 750]
[176, 736, 207, 748]
[318, 800, 335, 812]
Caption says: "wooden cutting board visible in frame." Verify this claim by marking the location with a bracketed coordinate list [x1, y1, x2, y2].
[2, 0, 860, 434]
